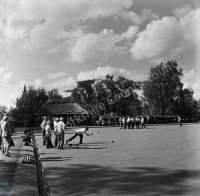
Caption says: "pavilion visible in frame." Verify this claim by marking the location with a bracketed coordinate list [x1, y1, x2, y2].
[34, 98, 88, 126]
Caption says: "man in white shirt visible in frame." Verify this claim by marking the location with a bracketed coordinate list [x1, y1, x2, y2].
[57, 117, 65, 149]
[45, 120, 53, 148]
[177, 115, 183, 127]
[130, 116, 135, 129]
[52, 118, 59, 147]
[135, 117, 140, 129]
[141, 116, 148, 129]
[127, 116, 131, 129]
[66, 127, 93, 144]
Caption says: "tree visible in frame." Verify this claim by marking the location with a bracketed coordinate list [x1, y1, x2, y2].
[13, 86, 49, 126]
[72, 79, 95, 104]
[70, 75, 142, 116]
[143, 61, 183, 115]
[143, 60, 200, 117]
[47, 88, 63, 99]
[175, 88, 199, 116]
[9, 86, 64, 126]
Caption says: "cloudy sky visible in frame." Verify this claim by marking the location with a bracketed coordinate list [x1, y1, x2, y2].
[0, 0, 200, 108]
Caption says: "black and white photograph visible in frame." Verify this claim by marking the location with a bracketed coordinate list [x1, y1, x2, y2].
[1, 0, 200, 195]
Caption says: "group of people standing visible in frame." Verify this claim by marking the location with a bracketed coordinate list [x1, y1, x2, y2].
[40, 116, 93, 149]
[119, 116, 148, 129]
[40, 116, 65, 149]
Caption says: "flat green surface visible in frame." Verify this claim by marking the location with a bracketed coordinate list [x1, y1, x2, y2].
[35, 124, 200, 196]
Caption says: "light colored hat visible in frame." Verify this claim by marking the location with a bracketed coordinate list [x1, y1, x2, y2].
[55, 118, 59, 121]
[47, 120, 51, 125]
[60, 117, 64, 121]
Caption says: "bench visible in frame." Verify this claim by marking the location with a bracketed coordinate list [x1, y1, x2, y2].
[22, 155, 31, 164]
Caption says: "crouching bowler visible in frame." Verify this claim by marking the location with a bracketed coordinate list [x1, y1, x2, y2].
[66, 127, 93, 144]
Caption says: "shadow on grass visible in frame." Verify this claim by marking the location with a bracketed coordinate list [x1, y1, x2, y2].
[45, 164, 200, 196]
[41, 156, 73, 162]
[64, 144, 108, 150]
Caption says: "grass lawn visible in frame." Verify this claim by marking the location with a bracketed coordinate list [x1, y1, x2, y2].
[35, 124, 200, 196]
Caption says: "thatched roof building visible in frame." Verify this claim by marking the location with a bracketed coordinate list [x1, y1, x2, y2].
[35, 98, 88, 116]
[35, 98, 88, 126]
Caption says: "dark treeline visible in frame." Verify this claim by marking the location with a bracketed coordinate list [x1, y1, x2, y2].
[6, 86, 62, 126]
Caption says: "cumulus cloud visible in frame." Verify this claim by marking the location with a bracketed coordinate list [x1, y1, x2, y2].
[48, 77, 77, 89]
[77, 65, 131, 81]
[130, 17, 183, 60]
[2, 72, 15, 84]
[67, 29, 116, 62]
[130, 6, 200, 61]
[0, 67, 15, 84]
[182, 69, 200, 100]
[0, 0, 136, 48]
[182, 69, 195, 89]
[47, 72, 67, 80]
[0, 41, 9, 66]
[34, 79, 44, 87]
[119, 8, 159, 24]
[67, 26, 138, 62]
[119, 26, 139, 41]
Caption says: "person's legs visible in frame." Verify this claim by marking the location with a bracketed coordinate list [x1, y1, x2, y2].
[57, 132, 62, 149]
[79, 134, 83, 144]
[3, 138, 10, 156]
[54, 133, 57, 147]
[132, 122, 135, 129]
[46, 136, 49, 148]
[66, 133, 78, 143]
[61, 130, 65, 149]
[181, 120, 183, 126]
[2, 142, 4, 154]
[42, 129, 46, 145]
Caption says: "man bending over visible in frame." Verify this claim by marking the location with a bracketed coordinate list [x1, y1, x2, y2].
[66, 127, 93, 144]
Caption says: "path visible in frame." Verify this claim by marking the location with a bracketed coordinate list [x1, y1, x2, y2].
[0, 128, 24, 196]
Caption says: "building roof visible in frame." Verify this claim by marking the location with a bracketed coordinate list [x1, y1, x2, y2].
[35, 99, 88, 116]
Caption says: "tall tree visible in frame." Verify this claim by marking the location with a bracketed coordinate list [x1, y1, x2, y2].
[71, 79, 95, 105]
[143, 61, 183, 115]
[70, 75, 142, 116]
[15, 86, 49, 125]
[143, 60, 200, 117]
